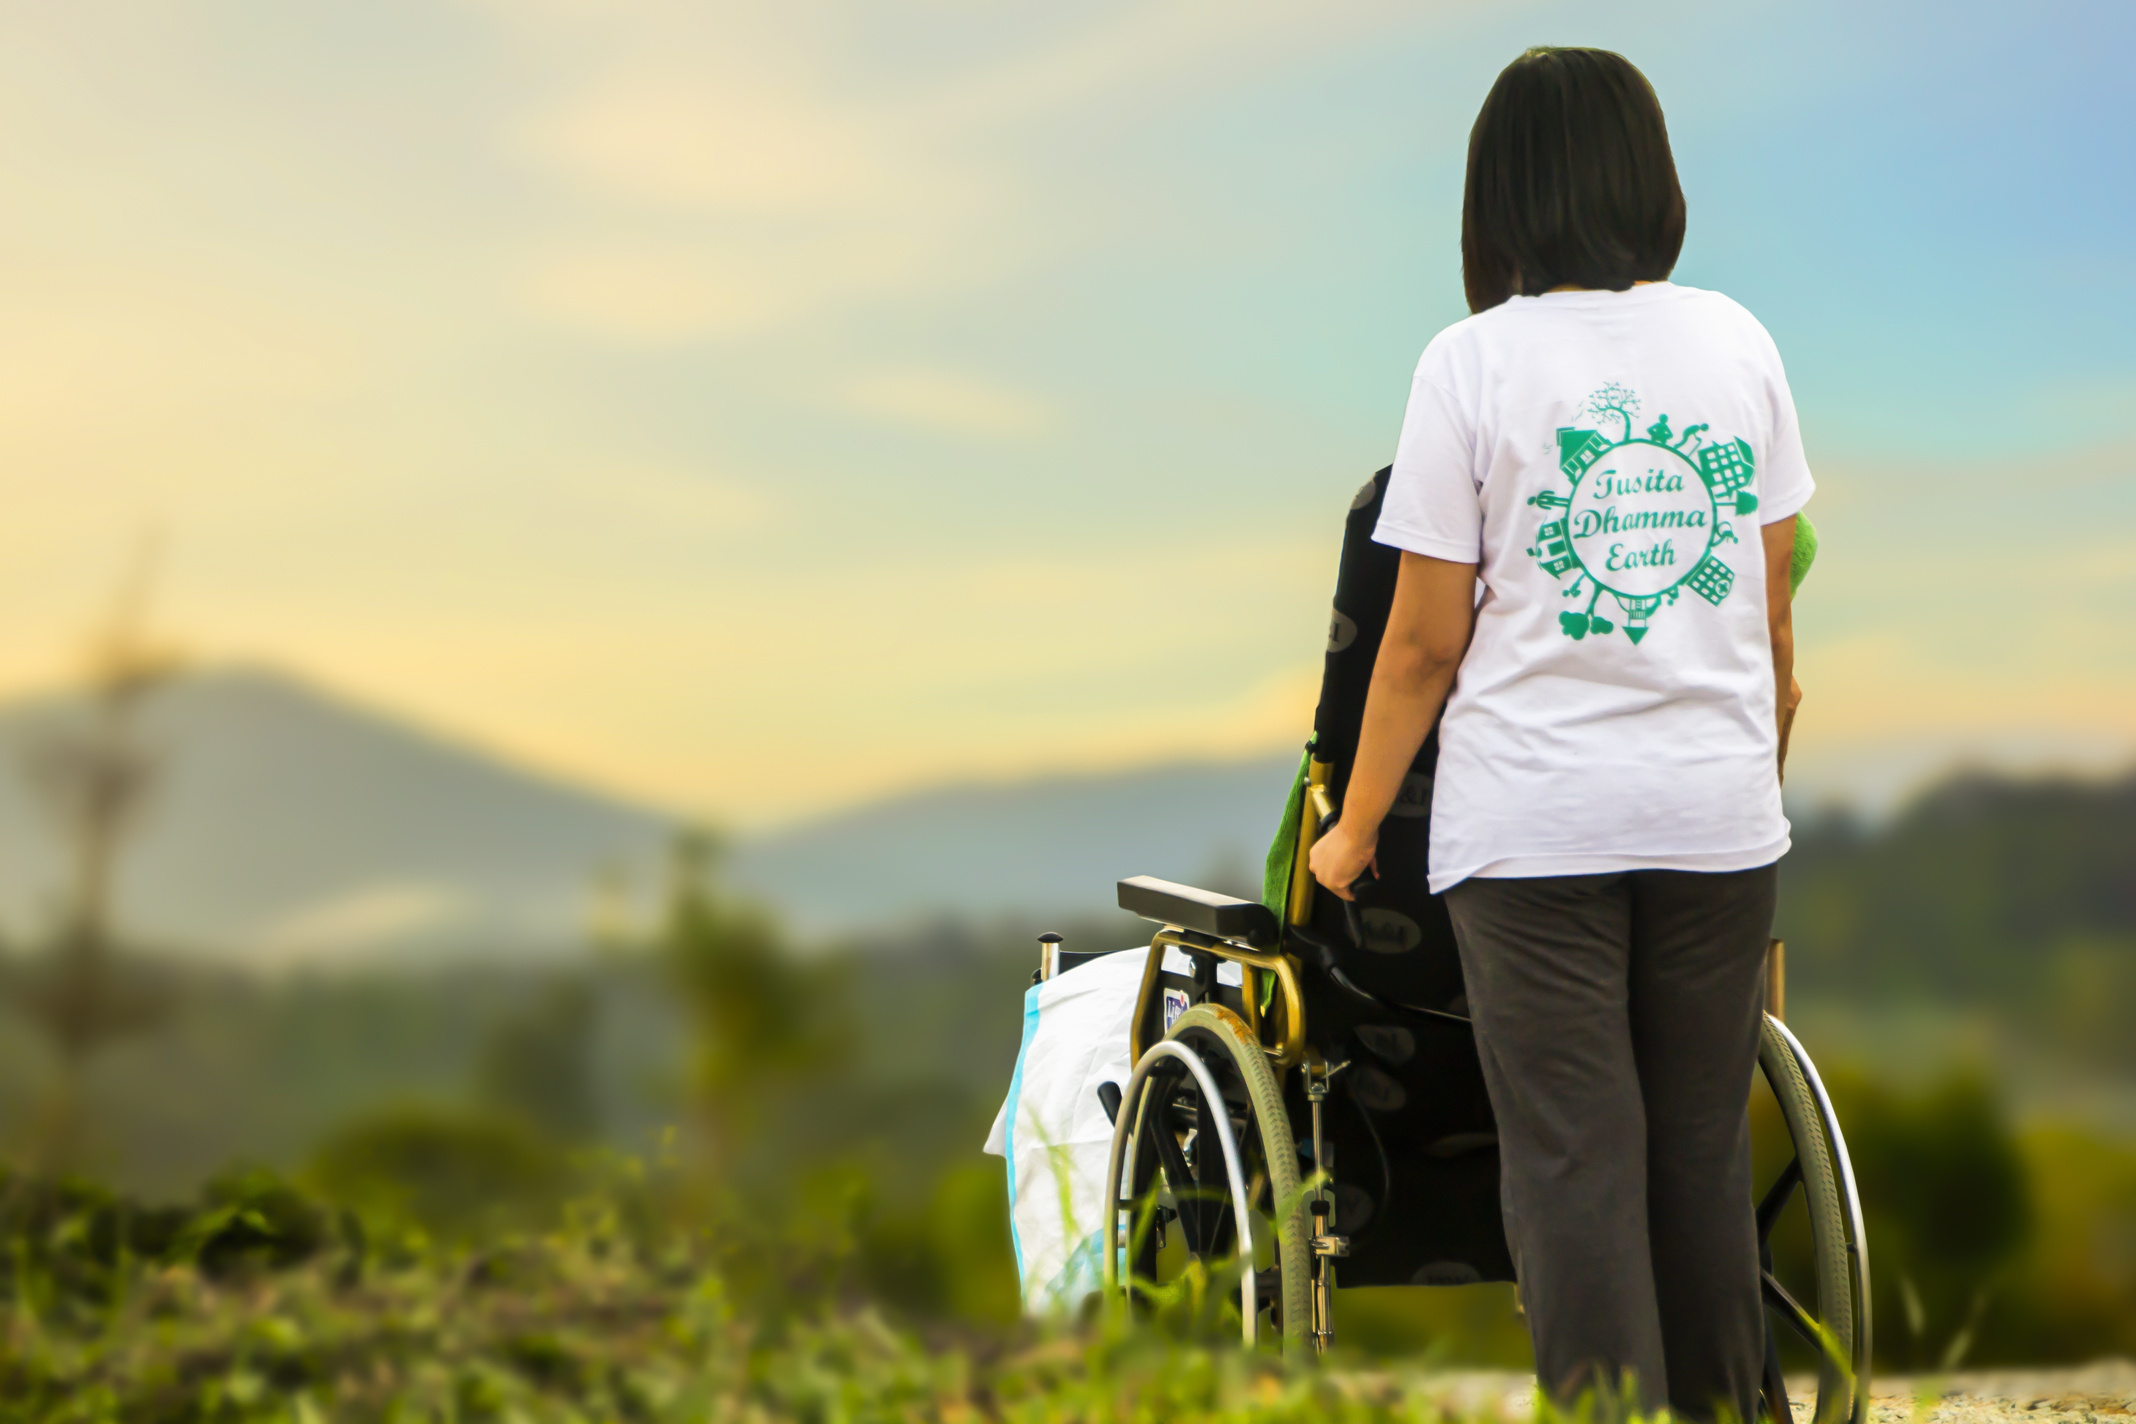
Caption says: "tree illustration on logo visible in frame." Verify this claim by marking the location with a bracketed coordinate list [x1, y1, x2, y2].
[1524, 385, 1760, 645]
[1586, 382, 1641, 443]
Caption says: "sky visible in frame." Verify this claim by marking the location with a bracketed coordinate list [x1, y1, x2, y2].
[0, 0, 2129, 826]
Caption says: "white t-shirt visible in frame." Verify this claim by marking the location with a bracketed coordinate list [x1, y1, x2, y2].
[1373, 282, 1814, 893]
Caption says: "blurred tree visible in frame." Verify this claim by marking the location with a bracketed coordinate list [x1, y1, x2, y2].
[1779, 772, 2136, 1008]
[476, 976, 600, 1141]
[1825, 1066, 2033, 1369]
[2038, 934, 2136, 1073]
[660, 834, 851, 1178]
[1993, 1127, 2136, 1363]
[850, 1157, 1021, 1324]
[9, 540, 181, 1171]
[307, 1104, 570, 1243]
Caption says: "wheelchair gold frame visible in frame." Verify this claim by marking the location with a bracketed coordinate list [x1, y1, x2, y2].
[1126, 757, 1336, 1070]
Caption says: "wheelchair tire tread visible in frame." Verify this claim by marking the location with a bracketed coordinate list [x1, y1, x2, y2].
[1759, 1015, 1856, 1424]
[1168, 1003, 1314, 1346]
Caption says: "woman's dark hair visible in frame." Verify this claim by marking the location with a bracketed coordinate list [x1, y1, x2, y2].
[1461, 47, 1685, 314]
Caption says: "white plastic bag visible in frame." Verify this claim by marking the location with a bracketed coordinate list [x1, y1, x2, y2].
[983, 946, 1148, 1315]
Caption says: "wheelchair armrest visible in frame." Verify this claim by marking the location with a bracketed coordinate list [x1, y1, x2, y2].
[1116, 875, 1281, 950]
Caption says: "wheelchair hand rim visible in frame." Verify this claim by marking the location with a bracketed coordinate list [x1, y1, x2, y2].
[1102, 1036, 1258, 1346]
[1768, 1013, 1873, 1424]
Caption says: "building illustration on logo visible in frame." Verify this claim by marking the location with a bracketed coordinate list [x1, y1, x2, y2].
[1524, 384, 1759, 644]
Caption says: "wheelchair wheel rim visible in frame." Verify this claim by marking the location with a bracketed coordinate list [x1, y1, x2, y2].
[1758, 1014, 1872, 1424]
[1103, 1004, 1311, 1347]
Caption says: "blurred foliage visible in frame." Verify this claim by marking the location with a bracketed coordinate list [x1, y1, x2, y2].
[0, 962, 687, 1201]
[1994, 1126, 2136, 1364]
[660, 835, 852, 1177]
[645, 842, 1034, 1327]
[1780, 772, 2136, 1019]
[1834, 1069, 2031, 1370]
[301, 836, 2136, 1374]
[1764, 770, 2136, 1365]
[475, 979, 601, 1142]
[305, 1107, 574, 1247]
[0, 1159, 1560, 1424]
[2034, 936, 2136, 1074]
[1326, 1284, 1530, 1369]
[1742, 1053, 2136, 1373]
[6, 775, 2136, 1398]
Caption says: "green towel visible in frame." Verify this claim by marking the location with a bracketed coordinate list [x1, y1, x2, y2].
[1262, 745, 1310, 918]
[1791, 512, 1818, 596]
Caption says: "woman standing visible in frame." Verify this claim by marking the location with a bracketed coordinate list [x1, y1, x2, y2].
[1309, 48, 1809, 1422]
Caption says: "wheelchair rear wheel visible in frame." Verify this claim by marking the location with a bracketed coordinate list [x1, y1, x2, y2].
[1758, 1015, 1871, 1424]
[1104, 1004, 1312, 1348]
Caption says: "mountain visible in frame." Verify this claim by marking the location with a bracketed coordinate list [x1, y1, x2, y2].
[0, 669, 675, 965]
[24, 664, 2119, 971]
[728, 754, 1300, 937]
[0, 667, 1298, 961]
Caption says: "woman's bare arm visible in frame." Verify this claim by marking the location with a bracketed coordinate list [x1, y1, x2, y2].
[1762, 515, 1798, 779]
[1308, 551, 1478, 900]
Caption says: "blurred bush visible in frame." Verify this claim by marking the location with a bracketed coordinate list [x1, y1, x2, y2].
[1995, 1127, 2136, 1363]
[1739, 1055, 2136, 1373]
[9, 796, 2136, 1387]
[647, 839, 1028, 1324]
[0, 1160, 1537, 1424]
[305, 1105, 574, 1246]
[475, 977, 601, 1142]
[1825, 1068, 2031, 1370]
[1327, 1284, 1531, 1368]
[1780, 773, 2136, 1020]
[659, 835, 852, 1181]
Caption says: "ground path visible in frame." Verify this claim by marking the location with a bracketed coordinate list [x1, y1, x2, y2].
[1397, 1361, 2136, 1421]
[1856, 1362, 2136, 1424]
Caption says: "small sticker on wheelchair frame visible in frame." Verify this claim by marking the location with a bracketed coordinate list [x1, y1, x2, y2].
[1162, 987, 1190, 1034]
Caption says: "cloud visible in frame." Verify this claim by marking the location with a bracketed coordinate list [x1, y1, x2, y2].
[843, 368, 1050, 438]
[499, 10, 991, 342]
[517, 217, 955, 341]
[0, 258, 359, 487]
[511, 75, 984, 342]
[527, 461, 781, 535]
[519, 245, 791, 341]
[525, 76, 931, 218]
[252, 882, 466, 964]
[486, 0, 1429, 342]
[917, 0, 1428, 130]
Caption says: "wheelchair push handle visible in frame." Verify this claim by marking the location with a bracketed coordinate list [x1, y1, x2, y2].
[1341, 864, 1378, 947]
[1314, 801, 1379, 923]
[1313, 801, 1380, 899]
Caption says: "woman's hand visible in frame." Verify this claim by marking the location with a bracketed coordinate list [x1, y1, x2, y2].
[1310, 819, 1379, 902]
[1762, 517, 1797, 782]
[1778, 675, 1803, 782]
[1311, 551, 1475, 903]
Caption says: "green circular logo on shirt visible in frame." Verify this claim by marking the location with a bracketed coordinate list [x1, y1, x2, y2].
[1525, 385, 1760, 645]
[1564, 441, 1714, 599]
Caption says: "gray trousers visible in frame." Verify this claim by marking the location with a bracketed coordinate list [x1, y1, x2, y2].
[1444, 865, 1777, 1422]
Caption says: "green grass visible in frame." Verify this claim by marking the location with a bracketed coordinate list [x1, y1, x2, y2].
[0, 1164, 1543, 1424]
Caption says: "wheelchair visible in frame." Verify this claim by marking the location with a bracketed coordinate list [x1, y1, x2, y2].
[1070, 469, 1870, 1424]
